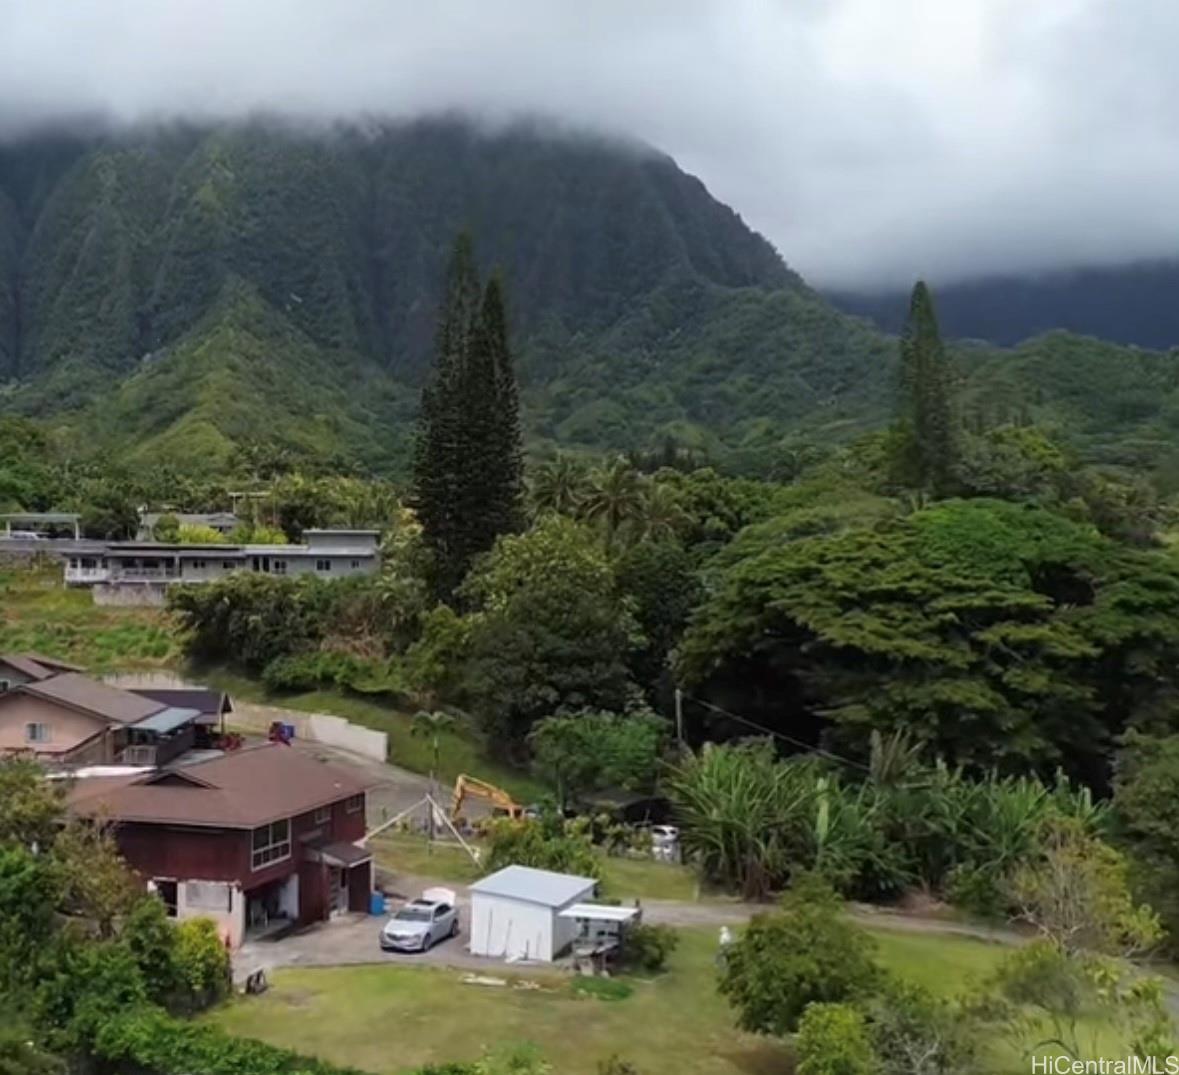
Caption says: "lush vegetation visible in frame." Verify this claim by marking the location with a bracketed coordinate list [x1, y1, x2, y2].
[4, 120, 1179, 481]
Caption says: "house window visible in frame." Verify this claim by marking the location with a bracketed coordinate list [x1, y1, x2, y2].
[316, 559, 331, 573]
[185, 880, 231, 911]
[0, 679, 9, 693]
[189, 559, 206, 570]
[273, 560, 287, 575]
[251, 818, 291, 870]
[25, 723, 50, 743]
[223, 560, 236, 570]
[314, 806, 331, 824]
[350, 560, 361, 570]
[346, 794, 363, 814]
[153, 880, 178, 917]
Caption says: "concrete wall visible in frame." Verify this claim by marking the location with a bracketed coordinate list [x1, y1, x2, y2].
[93, 582, 168, 607]
[304, 713, 387, 762]
[176, 879, 244, 948]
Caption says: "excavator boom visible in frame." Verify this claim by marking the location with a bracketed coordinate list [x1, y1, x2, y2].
[451, 773, 524, 820]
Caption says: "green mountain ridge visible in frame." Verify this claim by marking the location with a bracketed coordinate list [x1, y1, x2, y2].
[0, 117, 1176, 475]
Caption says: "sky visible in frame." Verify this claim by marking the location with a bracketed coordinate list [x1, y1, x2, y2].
[1, 0, 1177, 289]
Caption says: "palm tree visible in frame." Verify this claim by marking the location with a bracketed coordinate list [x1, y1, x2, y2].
[579, 458, 646, 550]
[529, 454, 589, 517]
[411, 710, 456, 791]
[411, 710, 457, 843]
[633, 481, 690, 542]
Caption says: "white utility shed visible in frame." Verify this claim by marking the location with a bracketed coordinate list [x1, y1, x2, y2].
[468, 865, 598, 962]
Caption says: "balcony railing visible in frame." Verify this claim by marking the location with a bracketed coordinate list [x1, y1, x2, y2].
[64, 567, 111, 583]
[109, 567, 181, 581]
[120, 745, 158, 766]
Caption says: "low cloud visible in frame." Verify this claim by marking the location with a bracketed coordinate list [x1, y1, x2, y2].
[2, 0, 1176, 288]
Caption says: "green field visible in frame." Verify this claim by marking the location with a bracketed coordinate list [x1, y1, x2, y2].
[372, 832, 700, 902]
[0, 563, 543, 797]
[0, 564, 178, 670]
[208, 925, 1127, 1075]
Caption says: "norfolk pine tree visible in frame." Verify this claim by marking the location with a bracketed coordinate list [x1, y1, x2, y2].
[412, 235, 523, 601]
[899, 280, 957, 496]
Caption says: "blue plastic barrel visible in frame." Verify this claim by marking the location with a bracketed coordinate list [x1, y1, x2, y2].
[282, 722, 296, 740]
[369, 891, 386, 916]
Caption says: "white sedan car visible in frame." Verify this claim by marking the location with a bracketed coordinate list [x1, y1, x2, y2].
[379, 891, 459, 953]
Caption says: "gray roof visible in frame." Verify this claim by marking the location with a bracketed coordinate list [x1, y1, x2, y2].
[131, 706, 201, 735]
[22, 673, 164, 725]
[130, 688, 232, 718]
[469, 865, 597, 907]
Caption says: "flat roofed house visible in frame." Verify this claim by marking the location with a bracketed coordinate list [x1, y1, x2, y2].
[65, 529, 382, 605]
[67, 743, 373, 947]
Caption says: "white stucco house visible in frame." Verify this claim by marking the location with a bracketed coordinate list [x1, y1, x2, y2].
[468, 865, 598, 962]
[63, 529, 382, 605]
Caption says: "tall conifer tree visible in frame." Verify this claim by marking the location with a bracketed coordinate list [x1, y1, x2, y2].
[412, 235, 523, 601]
[899, 280, 956, 496]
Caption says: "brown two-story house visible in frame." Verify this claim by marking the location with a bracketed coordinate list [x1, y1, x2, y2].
[68, 743, 373, 947]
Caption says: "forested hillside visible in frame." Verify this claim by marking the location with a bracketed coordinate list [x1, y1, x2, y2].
[830, 259, 1179, 350]
[1, 118, 1177, 477]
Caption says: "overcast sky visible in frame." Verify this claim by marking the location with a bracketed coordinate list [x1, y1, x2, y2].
[2, 0, 1176, 289]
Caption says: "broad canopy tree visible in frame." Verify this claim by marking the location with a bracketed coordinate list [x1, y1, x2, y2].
[678, 498, 1179, 785]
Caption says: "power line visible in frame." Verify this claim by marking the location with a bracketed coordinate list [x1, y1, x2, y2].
[678, 692, 872, 774]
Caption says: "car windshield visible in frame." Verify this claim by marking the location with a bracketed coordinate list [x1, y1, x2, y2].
[394, 908, 432, 922]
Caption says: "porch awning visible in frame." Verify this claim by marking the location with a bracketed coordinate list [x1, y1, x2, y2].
[131, 707, 201, 735]
[558, 903, 641, 923]
[308, 840, 372, 868]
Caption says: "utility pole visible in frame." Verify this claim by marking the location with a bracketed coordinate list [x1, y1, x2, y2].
[674, 687, 684, 745]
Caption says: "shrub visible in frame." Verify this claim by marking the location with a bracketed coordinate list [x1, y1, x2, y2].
[619, 922, 678, 973]
[93, 1006, 372, 1075]
[794, 1003, 878, 1075]
[864, 978, 977, 1075]
[483, 818, 601, 880]
[943, 863, 1005, 918]
[173, 917, 230, 1009]
[718, 876, 881, 1035]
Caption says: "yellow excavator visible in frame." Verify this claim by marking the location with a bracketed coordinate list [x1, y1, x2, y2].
[451, 774, 525, 821]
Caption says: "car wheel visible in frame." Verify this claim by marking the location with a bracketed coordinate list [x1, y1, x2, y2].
[450, 919, 459, 938]
[423, 933, 433, 951]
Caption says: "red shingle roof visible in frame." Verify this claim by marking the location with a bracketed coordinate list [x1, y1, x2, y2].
[67, 743, 370, 829]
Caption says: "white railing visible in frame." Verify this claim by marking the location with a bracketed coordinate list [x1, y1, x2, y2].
[110, 568, 181, 582]
[64, 567, 111, 584]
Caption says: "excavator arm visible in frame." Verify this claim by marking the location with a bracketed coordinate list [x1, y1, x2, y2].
[451, 774, 524, 820]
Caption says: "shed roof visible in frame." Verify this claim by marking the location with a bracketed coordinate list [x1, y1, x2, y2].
[68, 743, 371, 829]
[558, 903, 640, 922]
[469, 865, 597, 908]
[131, 706, 201, 735]
[129, 687, 233, 718]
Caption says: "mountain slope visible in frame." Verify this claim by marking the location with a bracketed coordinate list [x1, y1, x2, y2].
[1, 117, 1177, 477]
[828, 261, 1179, 350]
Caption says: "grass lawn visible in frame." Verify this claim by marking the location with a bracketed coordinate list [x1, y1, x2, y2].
[209, 927, 786, 1075]
[372, 832, 700, 902]
[0, 564, 179, 670]
[202, 667, 546, 801]
[207, 925, 1142, 1075]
